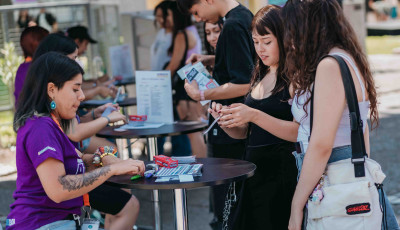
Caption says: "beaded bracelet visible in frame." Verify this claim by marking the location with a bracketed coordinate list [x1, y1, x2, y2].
[92, 146, 118, 167]
[100, 146, 118, 156]
[100, 152, 116, 159]
[93, 152, 102, 167]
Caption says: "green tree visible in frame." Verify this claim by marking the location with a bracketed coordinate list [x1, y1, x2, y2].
[0, 42, 24, 109]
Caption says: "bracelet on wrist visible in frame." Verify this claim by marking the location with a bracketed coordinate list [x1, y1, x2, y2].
[102, 116, 111, 123]
[200, 90, 205, 101]
[93, 146, 118, 167]
[93, 152, 102, 167]
[101, 146, 118, 156]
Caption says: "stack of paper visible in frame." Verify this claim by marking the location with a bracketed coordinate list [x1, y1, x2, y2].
[177, 62, 219, 105]
[171, 156, 196, 164]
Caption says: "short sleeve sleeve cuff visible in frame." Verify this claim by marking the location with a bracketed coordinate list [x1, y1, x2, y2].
[25, 118, 65, 168]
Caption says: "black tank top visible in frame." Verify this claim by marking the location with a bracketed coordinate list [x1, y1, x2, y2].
[245, 86, 293, 147]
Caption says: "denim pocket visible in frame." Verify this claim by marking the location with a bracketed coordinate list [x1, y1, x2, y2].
[292, 150, 305, 181]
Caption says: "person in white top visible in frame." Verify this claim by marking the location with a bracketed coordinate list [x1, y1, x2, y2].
[151, 1, 173, 71]
[280, 1, 400, 230]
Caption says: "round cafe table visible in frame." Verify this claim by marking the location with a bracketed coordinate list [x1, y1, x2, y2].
[106, 158, 256, 230]
[78, 97, 137, 109]
[114, 77, 135, 86]
[97, 121, 208, 230]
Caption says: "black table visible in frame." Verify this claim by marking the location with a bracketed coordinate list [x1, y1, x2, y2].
[106, 158, 256, 230]
[79, 97, 137, 109]
[114, 77, 135, 86]
[97, 121, 208, 230]
[97, 121, 207, 139]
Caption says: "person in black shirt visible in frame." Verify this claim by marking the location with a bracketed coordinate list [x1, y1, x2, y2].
[177, 0, 255, 228]
[17, 10, 35, 29]
[209, 5, 299, 229]
[36, 8, 58, 33]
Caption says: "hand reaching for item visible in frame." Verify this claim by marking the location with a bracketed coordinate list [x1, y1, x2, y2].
[94, 103, 120, 118]
[111, 159, 145, 176]
[218, 103, 256, 128]
[106, 111, 127, 124]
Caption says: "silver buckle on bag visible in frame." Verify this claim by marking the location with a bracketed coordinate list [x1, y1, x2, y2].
[351, 156, 366, 163]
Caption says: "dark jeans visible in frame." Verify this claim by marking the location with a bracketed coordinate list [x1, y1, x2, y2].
[157, 135, 192, 156]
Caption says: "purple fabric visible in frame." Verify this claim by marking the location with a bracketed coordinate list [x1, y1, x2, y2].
[7, 116, 84, 230]
[14, 62, 31, 108]
[185, 25, 202, 60]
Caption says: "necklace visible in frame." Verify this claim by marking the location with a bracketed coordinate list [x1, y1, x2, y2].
[50, 113, 63, 132]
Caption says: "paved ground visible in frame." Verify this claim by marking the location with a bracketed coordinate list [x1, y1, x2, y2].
[0, 54, 399, 229]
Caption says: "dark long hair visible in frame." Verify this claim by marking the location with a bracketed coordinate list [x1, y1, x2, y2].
[154, 0, 173, 28]
[250, 5, 288, 95]
[167, 1, 193, 55]
[282, 0, 378, 128]
[33, 33, 78, 60]
[203, 22, 222, 55]
[14, 52, 84, 132]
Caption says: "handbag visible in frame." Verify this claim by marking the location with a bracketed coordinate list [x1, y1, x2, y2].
[305, 54, 385, 230]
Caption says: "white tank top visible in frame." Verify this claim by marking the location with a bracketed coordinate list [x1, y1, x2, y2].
[291, 53, 370, 152]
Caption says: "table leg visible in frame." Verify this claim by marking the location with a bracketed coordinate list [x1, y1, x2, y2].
[116, 138, 124, 159]
[121, 107, 133, 158]
[147, 137, 161, 230]
[173, 189, 188, 230]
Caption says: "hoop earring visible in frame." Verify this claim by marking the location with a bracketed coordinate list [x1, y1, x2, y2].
[50, 100, 56, 110]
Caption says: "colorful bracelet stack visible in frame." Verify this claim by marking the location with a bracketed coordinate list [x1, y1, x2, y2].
[93, 146, 118, 167]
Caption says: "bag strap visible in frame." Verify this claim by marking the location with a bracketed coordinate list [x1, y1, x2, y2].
[310, 54, 367, 177]
[179, 30, 189, 68]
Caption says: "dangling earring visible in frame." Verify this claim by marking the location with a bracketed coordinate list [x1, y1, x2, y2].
[50, 99, 56, 110]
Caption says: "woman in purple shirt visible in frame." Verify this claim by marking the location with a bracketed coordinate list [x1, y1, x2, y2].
[14, 26, 49, 108]
[7, 52, 144, 230]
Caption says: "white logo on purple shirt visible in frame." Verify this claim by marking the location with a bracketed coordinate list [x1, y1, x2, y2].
[76, 158, 85, 174]
[6, 218, 15, 226]
[38, 146, 56, 155]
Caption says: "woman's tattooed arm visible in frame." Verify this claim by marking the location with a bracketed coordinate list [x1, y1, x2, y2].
[58, 166, 111, 191]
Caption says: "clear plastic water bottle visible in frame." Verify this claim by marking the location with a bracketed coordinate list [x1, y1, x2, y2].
[92, 56, 105, 80]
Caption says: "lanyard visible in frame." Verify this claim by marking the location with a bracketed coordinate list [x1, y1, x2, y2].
[50, 113, 90, 207]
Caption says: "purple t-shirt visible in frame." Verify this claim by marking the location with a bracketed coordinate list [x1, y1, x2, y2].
[6, 116, 85, 230]
[14, 62, 31, 108]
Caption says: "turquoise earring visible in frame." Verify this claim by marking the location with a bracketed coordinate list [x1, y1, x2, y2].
[50, 100, 56, 110]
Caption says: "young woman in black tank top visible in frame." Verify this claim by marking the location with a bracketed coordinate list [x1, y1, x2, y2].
[209, 6, 299, 229]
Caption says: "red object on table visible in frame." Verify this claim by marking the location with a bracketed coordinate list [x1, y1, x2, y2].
[114, 76, 123, 81]
[129, 115, 147, 122]
[154, 155, 178, 168]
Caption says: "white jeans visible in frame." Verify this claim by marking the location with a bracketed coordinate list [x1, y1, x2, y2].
[36, 220, 76, 230]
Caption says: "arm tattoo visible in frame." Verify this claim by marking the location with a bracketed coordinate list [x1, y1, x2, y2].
[81, 154, 94, 170]
[58, 166, 111, 191]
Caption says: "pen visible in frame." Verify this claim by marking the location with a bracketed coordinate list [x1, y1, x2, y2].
[202, 116, 221, 135]
[130, 175, 142, 181]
